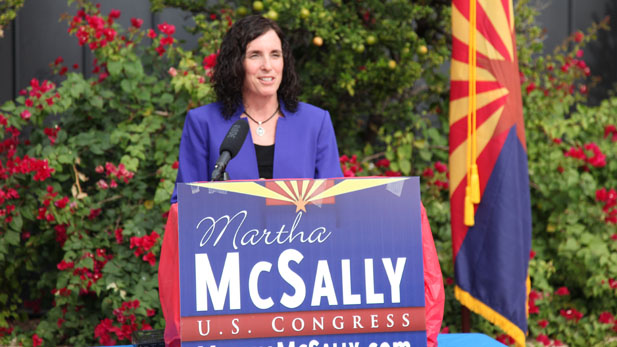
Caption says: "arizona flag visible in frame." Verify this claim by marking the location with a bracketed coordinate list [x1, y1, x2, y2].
[448, 0, 532, 346]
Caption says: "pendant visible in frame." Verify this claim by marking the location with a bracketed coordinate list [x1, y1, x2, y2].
[256, 124, 265, 136]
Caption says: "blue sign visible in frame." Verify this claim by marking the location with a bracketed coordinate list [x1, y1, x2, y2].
[177, 177, 426, 347]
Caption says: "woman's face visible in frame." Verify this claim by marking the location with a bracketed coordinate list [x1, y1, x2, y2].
[242, 29, 284, 101]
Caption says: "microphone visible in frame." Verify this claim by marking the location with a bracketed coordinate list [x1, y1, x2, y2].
[211, 118, 249, 181]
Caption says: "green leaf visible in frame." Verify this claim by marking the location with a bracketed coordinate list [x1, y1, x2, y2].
[107, 60, 123, 77]
[9, 214, 22, 232]
[4, 230, 19, 246]
[121, 79, 134, 93]
[124, 60, 144, 78]
[399, 160, 411, 175]
[121, 155, 140, 172]
[91, 97, 104, 109]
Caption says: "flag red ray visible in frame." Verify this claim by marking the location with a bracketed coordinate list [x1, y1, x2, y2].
[450, 81, 504, 100]
[449, 94, 508, 154]
[453, 0, 511, 63]
[477, 53, 526, 150]
[476, 2, 512, 62]
[452, 36, 491, 64]
[502, 0, 512, 29]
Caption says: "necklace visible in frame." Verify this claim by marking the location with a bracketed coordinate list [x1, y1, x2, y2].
[243, 105, 279, 137]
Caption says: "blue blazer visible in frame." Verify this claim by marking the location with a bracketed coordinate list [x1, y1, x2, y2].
[171, 101, 343, 203]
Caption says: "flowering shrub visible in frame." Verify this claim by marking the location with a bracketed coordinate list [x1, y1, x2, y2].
[1, 0, 616, 345]
[344, 1, 617, 345]
[0, 0, 452, 345]
[0, 1, 202, 344]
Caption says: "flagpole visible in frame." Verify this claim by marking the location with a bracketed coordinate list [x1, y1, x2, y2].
[461, 306, 471, 332]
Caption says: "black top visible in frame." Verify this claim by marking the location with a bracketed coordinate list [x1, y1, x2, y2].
[254, 144, 274, 179]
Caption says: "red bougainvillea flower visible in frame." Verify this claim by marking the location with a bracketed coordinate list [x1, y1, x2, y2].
[530, 290, 542, 302]
[385, 170, 402, 177]
[339, 155, 349, 164]
[20, 110, 31, 120]
[147, 29, 156, 39]
[94, 318, 116, 346]
[88, 208, 102, 220]
[157, 22, 175, 36]
[32, 334, 43, 347]
[434, 161, 447, 173]
[609, 278, 617, 289]
[54, 196, 69, 209]
[109, 9, 121, 20]
[537, 319, 549, 328]
[574, 31, 584, 42]
[130, 231, 160, 265]
[526, 82, 536, 94]
[564, 146, 586, 160]
[434, 180, 449, 190]
[97, 179, 109, 190]
[599, 311, 615, 324]
[560, 308, 583, 322]
[583, 142, 606, 167]
[422, 167, 434, 179]
[57, 260, 74, 271]
[115, 228, 123, 244]
[605, 124, 617, 142]
[130, 17, 143, 29]
[203, 52, 218, 70]
[536, 334, 550, 346]
[496, 334, 515, 345]
[171, 161, 179, 169]
[44, 127, 61, 145]
[168, 67, 177, 77]
[161, 36, 174, 46]
[555, 286, 570, 296]
[529, 250, 536, 259]
[528, 289, 542, 314]
[597, 187, 608, 201]
[375, 158, 390, 168]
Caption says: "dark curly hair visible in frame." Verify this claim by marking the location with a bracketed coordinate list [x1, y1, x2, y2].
[213, 15, 300, 118]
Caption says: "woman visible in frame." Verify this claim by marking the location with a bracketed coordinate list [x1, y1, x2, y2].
[160, 15, 343, 346]
[169, 15, 342, 204]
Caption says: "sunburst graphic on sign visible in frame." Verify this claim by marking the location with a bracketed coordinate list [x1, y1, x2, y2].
[189, 177, 408, 212]
[449, 0, 526, 199]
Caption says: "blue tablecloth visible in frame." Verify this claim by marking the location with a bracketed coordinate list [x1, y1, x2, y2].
[438, 333, 507, 346]
[111, 333, 506, 347]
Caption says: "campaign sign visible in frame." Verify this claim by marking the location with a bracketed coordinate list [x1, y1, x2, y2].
[177, 177, 426, 347]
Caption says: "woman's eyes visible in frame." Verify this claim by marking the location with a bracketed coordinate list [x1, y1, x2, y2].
[248, 52, 281, 58]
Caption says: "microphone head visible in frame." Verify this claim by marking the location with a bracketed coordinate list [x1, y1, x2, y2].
[219, 118, 249, 158]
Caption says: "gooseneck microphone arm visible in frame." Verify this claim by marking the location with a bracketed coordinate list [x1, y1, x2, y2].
[211, 119, 250, 181]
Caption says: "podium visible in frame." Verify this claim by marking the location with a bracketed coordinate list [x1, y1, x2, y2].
[175, 177, 427, 347]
